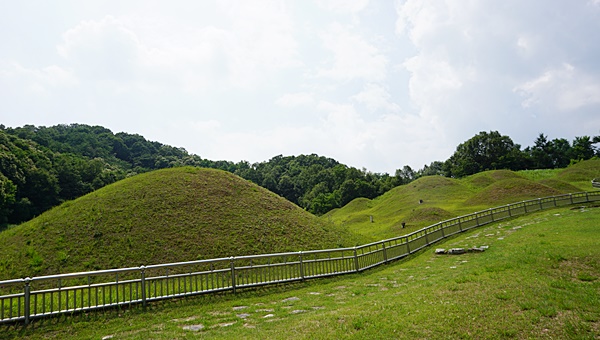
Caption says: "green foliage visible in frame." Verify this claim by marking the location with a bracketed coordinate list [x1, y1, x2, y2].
[443, 131, 527, 177]
[234, 154, 396, 215]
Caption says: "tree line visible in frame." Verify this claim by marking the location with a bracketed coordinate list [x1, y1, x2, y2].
[1, 124, 598, 226]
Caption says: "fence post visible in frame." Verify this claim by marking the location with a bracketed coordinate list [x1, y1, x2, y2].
[570, 193, 573, 204]
[523, 201, 528, 213]
[507, 204, 512, 217]
[23, 278, 31, 325]
[298, 251, 305, 280]
[424, 229, 429, 245]
[230, 257, 236, 294]
[382, 242, 388, 263]
[489, 208, 494, 222]
[353, 247, 360, 272]
[140, 266, 147, 308]
[458, 218, 463, 232]
[475, 213, 480, 226]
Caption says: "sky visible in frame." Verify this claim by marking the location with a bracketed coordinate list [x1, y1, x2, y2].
[1, 0, 599, 174]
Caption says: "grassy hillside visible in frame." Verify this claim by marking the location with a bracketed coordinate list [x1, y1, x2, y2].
[5, 205, 599, 339]
[326, 159, 600, 240]
[0, 167, 364, 280]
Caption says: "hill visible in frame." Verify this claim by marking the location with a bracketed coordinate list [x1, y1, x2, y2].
[325, 159, 600, 240]
[0, 167, 363, 280]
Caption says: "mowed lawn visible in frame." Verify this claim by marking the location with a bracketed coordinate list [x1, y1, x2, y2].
[3, 204, 599, 339]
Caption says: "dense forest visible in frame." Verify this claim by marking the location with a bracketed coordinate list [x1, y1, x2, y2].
[1, 124, 598, 225]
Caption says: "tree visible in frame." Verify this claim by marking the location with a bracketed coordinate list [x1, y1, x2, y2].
[528, 133, 553, 169]
[548, 138, 571, 168]
[443, 131, 525, 177]
[570, 136, 594, 161]
[0, 172, 16, 224]
[395, 165, 416, 184]
[418, 161, 444, 177]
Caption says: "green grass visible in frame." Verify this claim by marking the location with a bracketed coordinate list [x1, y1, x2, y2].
[0, 167, 364, 280]
[3, 205, 599, 339]
[326, 159, 600, 240]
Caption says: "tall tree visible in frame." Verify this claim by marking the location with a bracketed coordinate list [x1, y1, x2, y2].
[443, 131, 526, 177]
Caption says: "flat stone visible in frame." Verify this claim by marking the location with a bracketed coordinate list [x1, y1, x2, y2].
[237, 313, 251, 319]
[182, 324, 205, 331]
[290, 310, 306, 314]
[435, 248, 447, 254]
[282, 297, 300, 302]
[102, 336, 114, 340]
[263, 314, 275, 318]
[233, 306, 248, 311]
[448, 248, 466, 255]
[171, 316, 197, 322]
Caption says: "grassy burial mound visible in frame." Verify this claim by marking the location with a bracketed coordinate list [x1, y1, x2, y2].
[0, 167, 362, 280]
[326, 159, 600, 240]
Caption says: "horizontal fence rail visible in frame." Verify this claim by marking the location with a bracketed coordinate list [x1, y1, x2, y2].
[1, 191, 599, 325]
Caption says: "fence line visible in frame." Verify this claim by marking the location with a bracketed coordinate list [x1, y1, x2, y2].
[1, 191, 599, 325]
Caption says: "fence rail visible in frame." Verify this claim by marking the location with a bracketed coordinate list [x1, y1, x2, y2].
[1, 191, 599, 325]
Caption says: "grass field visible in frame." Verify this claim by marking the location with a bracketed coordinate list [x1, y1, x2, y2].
[325, 159, 600, 240]
[3, 204, 598, 339]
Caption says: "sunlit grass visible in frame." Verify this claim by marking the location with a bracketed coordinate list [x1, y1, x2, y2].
[4, 205, 600, 339]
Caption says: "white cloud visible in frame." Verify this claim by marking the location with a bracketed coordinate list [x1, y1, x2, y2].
[0, 60, 77, 97]
[317, 22, 388, 82]
[2, 1, 600, 173]
[352, 83, 400, 112]
[55, 3, 301, 93]
[275, 92, 315, 107]
[315, 0, 370, 14]
[514, 63, 600, 111]
[395, 0, 600, 149]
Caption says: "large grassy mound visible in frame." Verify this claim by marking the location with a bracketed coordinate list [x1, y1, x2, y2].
[0, 167, 363, 279]
[326, 159, 600, 240]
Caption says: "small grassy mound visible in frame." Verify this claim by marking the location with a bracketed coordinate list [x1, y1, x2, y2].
[0, 167, 363, 279]
[465, 170, 523, 189]
[462, 178, 562, 207]
[557, 158, 600, 187]
[537, 178, 582, 192]
[404, 207, 455, 224]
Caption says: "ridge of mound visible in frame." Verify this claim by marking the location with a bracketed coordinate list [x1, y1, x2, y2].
[0, 167, 361, 279]
[557, 159, 600, 184]
[404, 207, 455, 224]
[462, 178, 562, 206]
[537, 178, 582, 192]
[464, 170, 523, 189]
